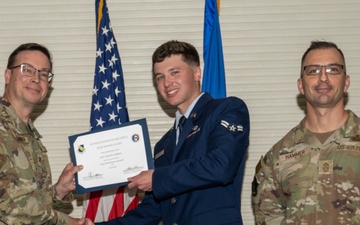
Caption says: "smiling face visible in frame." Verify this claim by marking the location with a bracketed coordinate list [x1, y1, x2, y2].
[4, 50, 51, 110]
[297, 48, 350, 110]
[154, 54, 201, 114]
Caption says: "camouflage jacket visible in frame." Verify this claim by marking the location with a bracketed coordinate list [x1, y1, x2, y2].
[252, 110, 360, 224]
[0, 97, 72, 225]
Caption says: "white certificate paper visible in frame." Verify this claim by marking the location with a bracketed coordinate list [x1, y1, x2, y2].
[68, 118, 154, 194]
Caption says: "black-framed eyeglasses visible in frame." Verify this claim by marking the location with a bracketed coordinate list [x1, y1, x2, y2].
[303, 64, 344, 76]
[8, 63, 54, 82]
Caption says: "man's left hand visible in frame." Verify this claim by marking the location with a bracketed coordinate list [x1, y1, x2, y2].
[55, 162, 83, 199]
[127, 170, 154, 191]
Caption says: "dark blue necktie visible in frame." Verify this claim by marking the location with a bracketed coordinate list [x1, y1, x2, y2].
[178, 116, 187, 135]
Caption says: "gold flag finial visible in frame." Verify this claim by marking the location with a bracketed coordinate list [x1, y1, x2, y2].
[97, 0, 104, 34]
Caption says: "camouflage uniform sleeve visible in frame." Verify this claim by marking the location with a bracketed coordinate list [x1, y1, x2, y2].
[48, 185, 73, 225]
[52, 184, 75, 212]
[0, 149, 71, 224]
[252, 154, 286, 225]
[0, 162, 70, 225]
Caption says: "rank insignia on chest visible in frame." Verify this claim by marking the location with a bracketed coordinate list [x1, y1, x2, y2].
[220, 120, 243, 132]
[319, 160, 333, 175]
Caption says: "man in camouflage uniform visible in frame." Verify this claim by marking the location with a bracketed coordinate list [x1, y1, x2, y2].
[0, 43, 90, 224]
[252, 41, 360, 224]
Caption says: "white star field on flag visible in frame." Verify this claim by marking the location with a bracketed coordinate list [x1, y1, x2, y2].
[89, 5, 129, 130]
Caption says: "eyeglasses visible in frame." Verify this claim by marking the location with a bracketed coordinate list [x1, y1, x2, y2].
[303, 64, 344, 76]
[8, 63, 54, 82]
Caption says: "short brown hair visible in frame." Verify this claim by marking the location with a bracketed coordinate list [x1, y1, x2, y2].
[301, 41, 346, 76]
[7, 43, 53, 71]
[152, 40, 200, 75]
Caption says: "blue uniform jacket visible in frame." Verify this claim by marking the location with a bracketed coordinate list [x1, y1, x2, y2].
[97, 93, 250, 225]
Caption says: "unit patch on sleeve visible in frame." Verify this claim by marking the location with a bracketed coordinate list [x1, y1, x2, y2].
[220, 120, 243, 132]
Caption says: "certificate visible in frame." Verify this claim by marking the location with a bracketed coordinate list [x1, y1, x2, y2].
[68, 118, 154, 194]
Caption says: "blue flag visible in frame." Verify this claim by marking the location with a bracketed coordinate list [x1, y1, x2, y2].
[202, 0, 226, 98]
[85, 0, 138, 222]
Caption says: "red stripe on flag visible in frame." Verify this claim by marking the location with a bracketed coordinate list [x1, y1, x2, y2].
[85, 190, 103, 221]
[108, 186, 125, 220]
[124, 195, 139, 214]
[108, 186, 139, 220]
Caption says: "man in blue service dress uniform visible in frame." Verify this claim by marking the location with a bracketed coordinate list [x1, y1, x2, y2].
[89, 40, 250, 225]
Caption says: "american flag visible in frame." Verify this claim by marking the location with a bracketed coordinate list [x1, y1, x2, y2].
[83, 0, 138, 222]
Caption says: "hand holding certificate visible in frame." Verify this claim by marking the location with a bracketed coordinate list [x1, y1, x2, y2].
[68, 118, 154, 194]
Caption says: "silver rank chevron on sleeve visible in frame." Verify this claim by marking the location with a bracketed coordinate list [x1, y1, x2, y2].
[220, 120, 243, 132]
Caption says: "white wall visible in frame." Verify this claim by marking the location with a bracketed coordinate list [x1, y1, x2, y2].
[1, 1, 360, 224]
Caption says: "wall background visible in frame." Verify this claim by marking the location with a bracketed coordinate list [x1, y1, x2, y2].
[1, 1, 360, 224]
